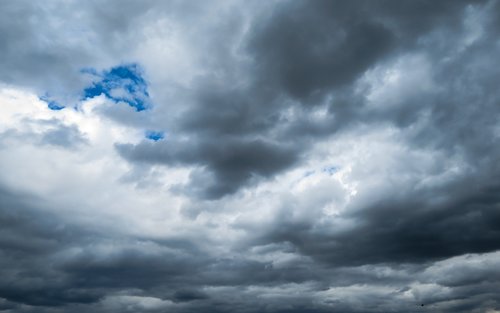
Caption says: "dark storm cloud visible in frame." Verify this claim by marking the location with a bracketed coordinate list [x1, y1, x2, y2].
[249, 178, 500, 266]
[239, 9, 500, 267]
[117, 136, 300, 199]
[2, 0, 500, 313]
[115, 0, 493, 198]
[1, 176, 499, 312]
[246, 1, 395, 101]
[0, 185, 101, 307]
[244, 0, 480, 102]
[0, 185, 330, 310]
[0, 184, 251, 309]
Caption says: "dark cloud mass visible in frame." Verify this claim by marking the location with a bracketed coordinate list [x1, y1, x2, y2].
[1, 0, 500, 312]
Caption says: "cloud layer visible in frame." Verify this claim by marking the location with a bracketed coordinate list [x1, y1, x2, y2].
[1, 1, 500, 312]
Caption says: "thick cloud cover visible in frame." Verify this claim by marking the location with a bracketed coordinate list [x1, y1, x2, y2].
[1, 0, 500, 312]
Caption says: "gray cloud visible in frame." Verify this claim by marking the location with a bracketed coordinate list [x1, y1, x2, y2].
[117, 136, 300, 199]
[0, 118, 87, 149]
[1, 0, 500, 312]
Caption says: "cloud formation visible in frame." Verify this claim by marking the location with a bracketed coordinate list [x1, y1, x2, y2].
[1, 0, 500, 312]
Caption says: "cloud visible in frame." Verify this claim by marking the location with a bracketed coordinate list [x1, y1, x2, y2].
[117, 136, 300, 199]
[0, 1, 500, 313]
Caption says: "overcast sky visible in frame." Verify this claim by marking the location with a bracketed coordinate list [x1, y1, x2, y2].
[1, 0, 500, 312]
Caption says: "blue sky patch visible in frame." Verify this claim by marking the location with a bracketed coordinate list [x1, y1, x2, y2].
[145, 130, 165, 141]
[82, 64, 151, 111]
[322, 166, 339, 175]
[40, 95, 65, 110]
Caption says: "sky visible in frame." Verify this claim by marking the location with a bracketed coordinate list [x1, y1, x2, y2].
[0, 0, 500, 312]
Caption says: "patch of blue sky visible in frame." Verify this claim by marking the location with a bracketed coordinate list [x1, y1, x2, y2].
[82, 64, 151, 111]
[322, 166, 340, 175]
[40, 94, 65, 110]
[145, 130, 165, 141]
